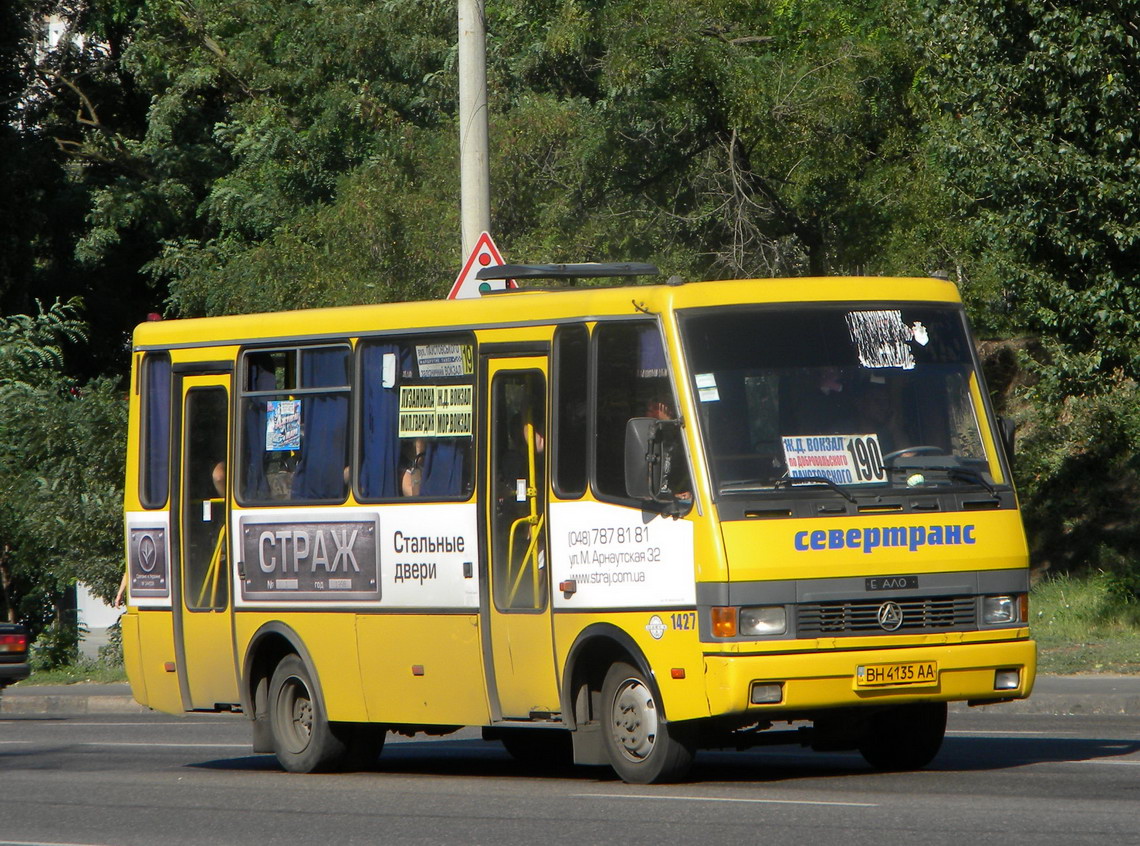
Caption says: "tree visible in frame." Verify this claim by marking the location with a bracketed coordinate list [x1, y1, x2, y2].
[916, 0, 1140, 581]
[0, 300, 127, 650]
[485, 0, 934, 281]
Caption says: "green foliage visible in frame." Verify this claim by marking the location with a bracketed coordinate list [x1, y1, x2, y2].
[0, 302, 127, 632]
[1032, 573, 1140, 674]
[25, 659, 128, 685]
[98, 618, 124, 668]
[28, 621, 84, 671]
[917, 0, 1140, 378]
[1012, 358, 1140, 579]
[487, 0, 932, 280]
[916, 1, 1140, 584]
[0, 299, 88, 381]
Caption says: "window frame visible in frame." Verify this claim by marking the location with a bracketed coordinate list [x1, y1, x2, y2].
[235, 342, 353, 507]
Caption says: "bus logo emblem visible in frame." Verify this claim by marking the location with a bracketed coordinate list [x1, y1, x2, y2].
[645, 615, 668, 640]
[877, 601, 904, 631]
[138, 534, 157, 573]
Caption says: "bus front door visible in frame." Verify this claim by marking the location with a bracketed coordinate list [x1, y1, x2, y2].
[173, 373, 239, 710]
[484, 358, 560, 720]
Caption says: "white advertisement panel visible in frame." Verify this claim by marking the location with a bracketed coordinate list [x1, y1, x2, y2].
[233, 503, 480, 610]
[549, 501, 695, 609]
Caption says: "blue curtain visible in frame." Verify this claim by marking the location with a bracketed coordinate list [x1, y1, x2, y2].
[420, 440, 466, 496]
[143, 354, 171, 507]
[359, 343, 402, 498]
[292, 348, 349, 501]
[637, 326, 667, 378]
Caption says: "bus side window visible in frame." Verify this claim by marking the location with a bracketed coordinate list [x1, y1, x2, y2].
[553, 324, 588, 498]
[139, 352, 172, 509]
[357, 335, 475, 501]
[237, 346, 351, 505]
[594, 322, 688, 500]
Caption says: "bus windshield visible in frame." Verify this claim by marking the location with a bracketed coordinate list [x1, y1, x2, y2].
[679, 304, 1000, 496]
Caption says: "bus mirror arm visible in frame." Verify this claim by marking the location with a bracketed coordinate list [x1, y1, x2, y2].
[624, 418, 690, 516]
[624, 417, 659, 501]
[996, 415, 1016, 469]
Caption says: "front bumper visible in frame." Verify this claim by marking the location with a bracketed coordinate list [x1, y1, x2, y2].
[704, 635, 1036, 717]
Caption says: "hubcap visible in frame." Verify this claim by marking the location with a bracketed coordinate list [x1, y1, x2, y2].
[610, 677, 658, 763]
[279, 676, 313, 753]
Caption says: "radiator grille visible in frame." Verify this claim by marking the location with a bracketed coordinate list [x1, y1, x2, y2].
[797, 596, 977, 636]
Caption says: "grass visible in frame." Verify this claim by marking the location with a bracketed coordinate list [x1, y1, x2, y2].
[15, 574, 1140, 683]
[1031, 572, 1140, 674]
[20, 658, 127, 686]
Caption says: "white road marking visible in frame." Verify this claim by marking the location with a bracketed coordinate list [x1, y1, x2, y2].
[574, 793, 878, 807]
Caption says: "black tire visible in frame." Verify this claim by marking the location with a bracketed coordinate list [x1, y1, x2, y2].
[600, 661, 694, 784]
[858, 702, 947, 771]
[498, 727, 573, 768]
[268, 654, 347, 773]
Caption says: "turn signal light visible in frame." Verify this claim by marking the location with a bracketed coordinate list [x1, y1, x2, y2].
[711, 607, 737, 638]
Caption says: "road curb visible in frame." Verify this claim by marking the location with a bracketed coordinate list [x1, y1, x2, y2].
[1, 693, 148, 715]
[952, 693, 1140, 716]
[4, 677, 1139, 717]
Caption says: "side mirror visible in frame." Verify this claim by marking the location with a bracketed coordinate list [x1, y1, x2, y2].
[625, 417, 659, 501]
[997, 415, 1016, 469]
[625, 417, 691, 516]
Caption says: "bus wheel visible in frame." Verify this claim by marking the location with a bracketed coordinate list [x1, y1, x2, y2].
[601, 662, 694, 784]
[858, 702, 947, 771]
[269, 654, 346, 773]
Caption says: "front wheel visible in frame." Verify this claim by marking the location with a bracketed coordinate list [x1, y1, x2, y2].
[858, 702, 947, 770]
[601, 661, 694, 784]
[268, 654, 347, 773]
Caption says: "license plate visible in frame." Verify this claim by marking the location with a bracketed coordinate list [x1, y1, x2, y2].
[856, 661, 938, 688]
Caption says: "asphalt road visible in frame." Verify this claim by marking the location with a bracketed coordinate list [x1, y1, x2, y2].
[1, 709, 1137, 846]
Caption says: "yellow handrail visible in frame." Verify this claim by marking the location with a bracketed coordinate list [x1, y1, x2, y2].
[196, 498, 227, 608]
[504, 420, 543, 607]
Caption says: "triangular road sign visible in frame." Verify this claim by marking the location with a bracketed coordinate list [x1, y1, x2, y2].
[448, 232, 517, 299]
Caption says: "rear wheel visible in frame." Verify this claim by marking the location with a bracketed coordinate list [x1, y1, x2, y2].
[858, 702, 947, 770]
[268, 654, 347, 773]
[601, 661, 694, 784]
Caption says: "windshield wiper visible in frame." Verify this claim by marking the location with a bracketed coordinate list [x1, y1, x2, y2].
[773, 476, 858, 504]
[946, 467, 999, 499]
[892, 463, 999, 499]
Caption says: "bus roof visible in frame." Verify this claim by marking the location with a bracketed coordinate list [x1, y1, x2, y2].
[132, 275, 963, 351]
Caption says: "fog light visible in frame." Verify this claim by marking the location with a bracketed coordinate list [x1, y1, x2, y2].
[982, 595, 1016, 625]
[739, 606, 787, 636]
[750, 682, 784, 704]
[994, 668, 1020, 691]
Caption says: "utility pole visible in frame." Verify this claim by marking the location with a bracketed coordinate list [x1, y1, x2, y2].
[458, 0, 490, 259]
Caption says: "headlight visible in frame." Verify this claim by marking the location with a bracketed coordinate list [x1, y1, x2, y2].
[739, 606, 787, 636]
[982, 595, 1017, 625]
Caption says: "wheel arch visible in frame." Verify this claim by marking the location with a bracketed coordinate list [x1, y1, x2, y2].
[241, 622, 328, 752]
[560, 622, 668, 730]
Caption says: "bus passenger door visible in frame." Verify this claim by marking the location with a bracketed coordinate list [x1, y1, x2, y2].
[173, 373, 239, 710]
[483, 358, 560, 720]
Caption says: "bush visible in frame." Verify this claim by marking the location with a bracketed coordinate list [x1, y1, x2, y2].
[97, 618, 123, 667]
[28, 621, 84, 671]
